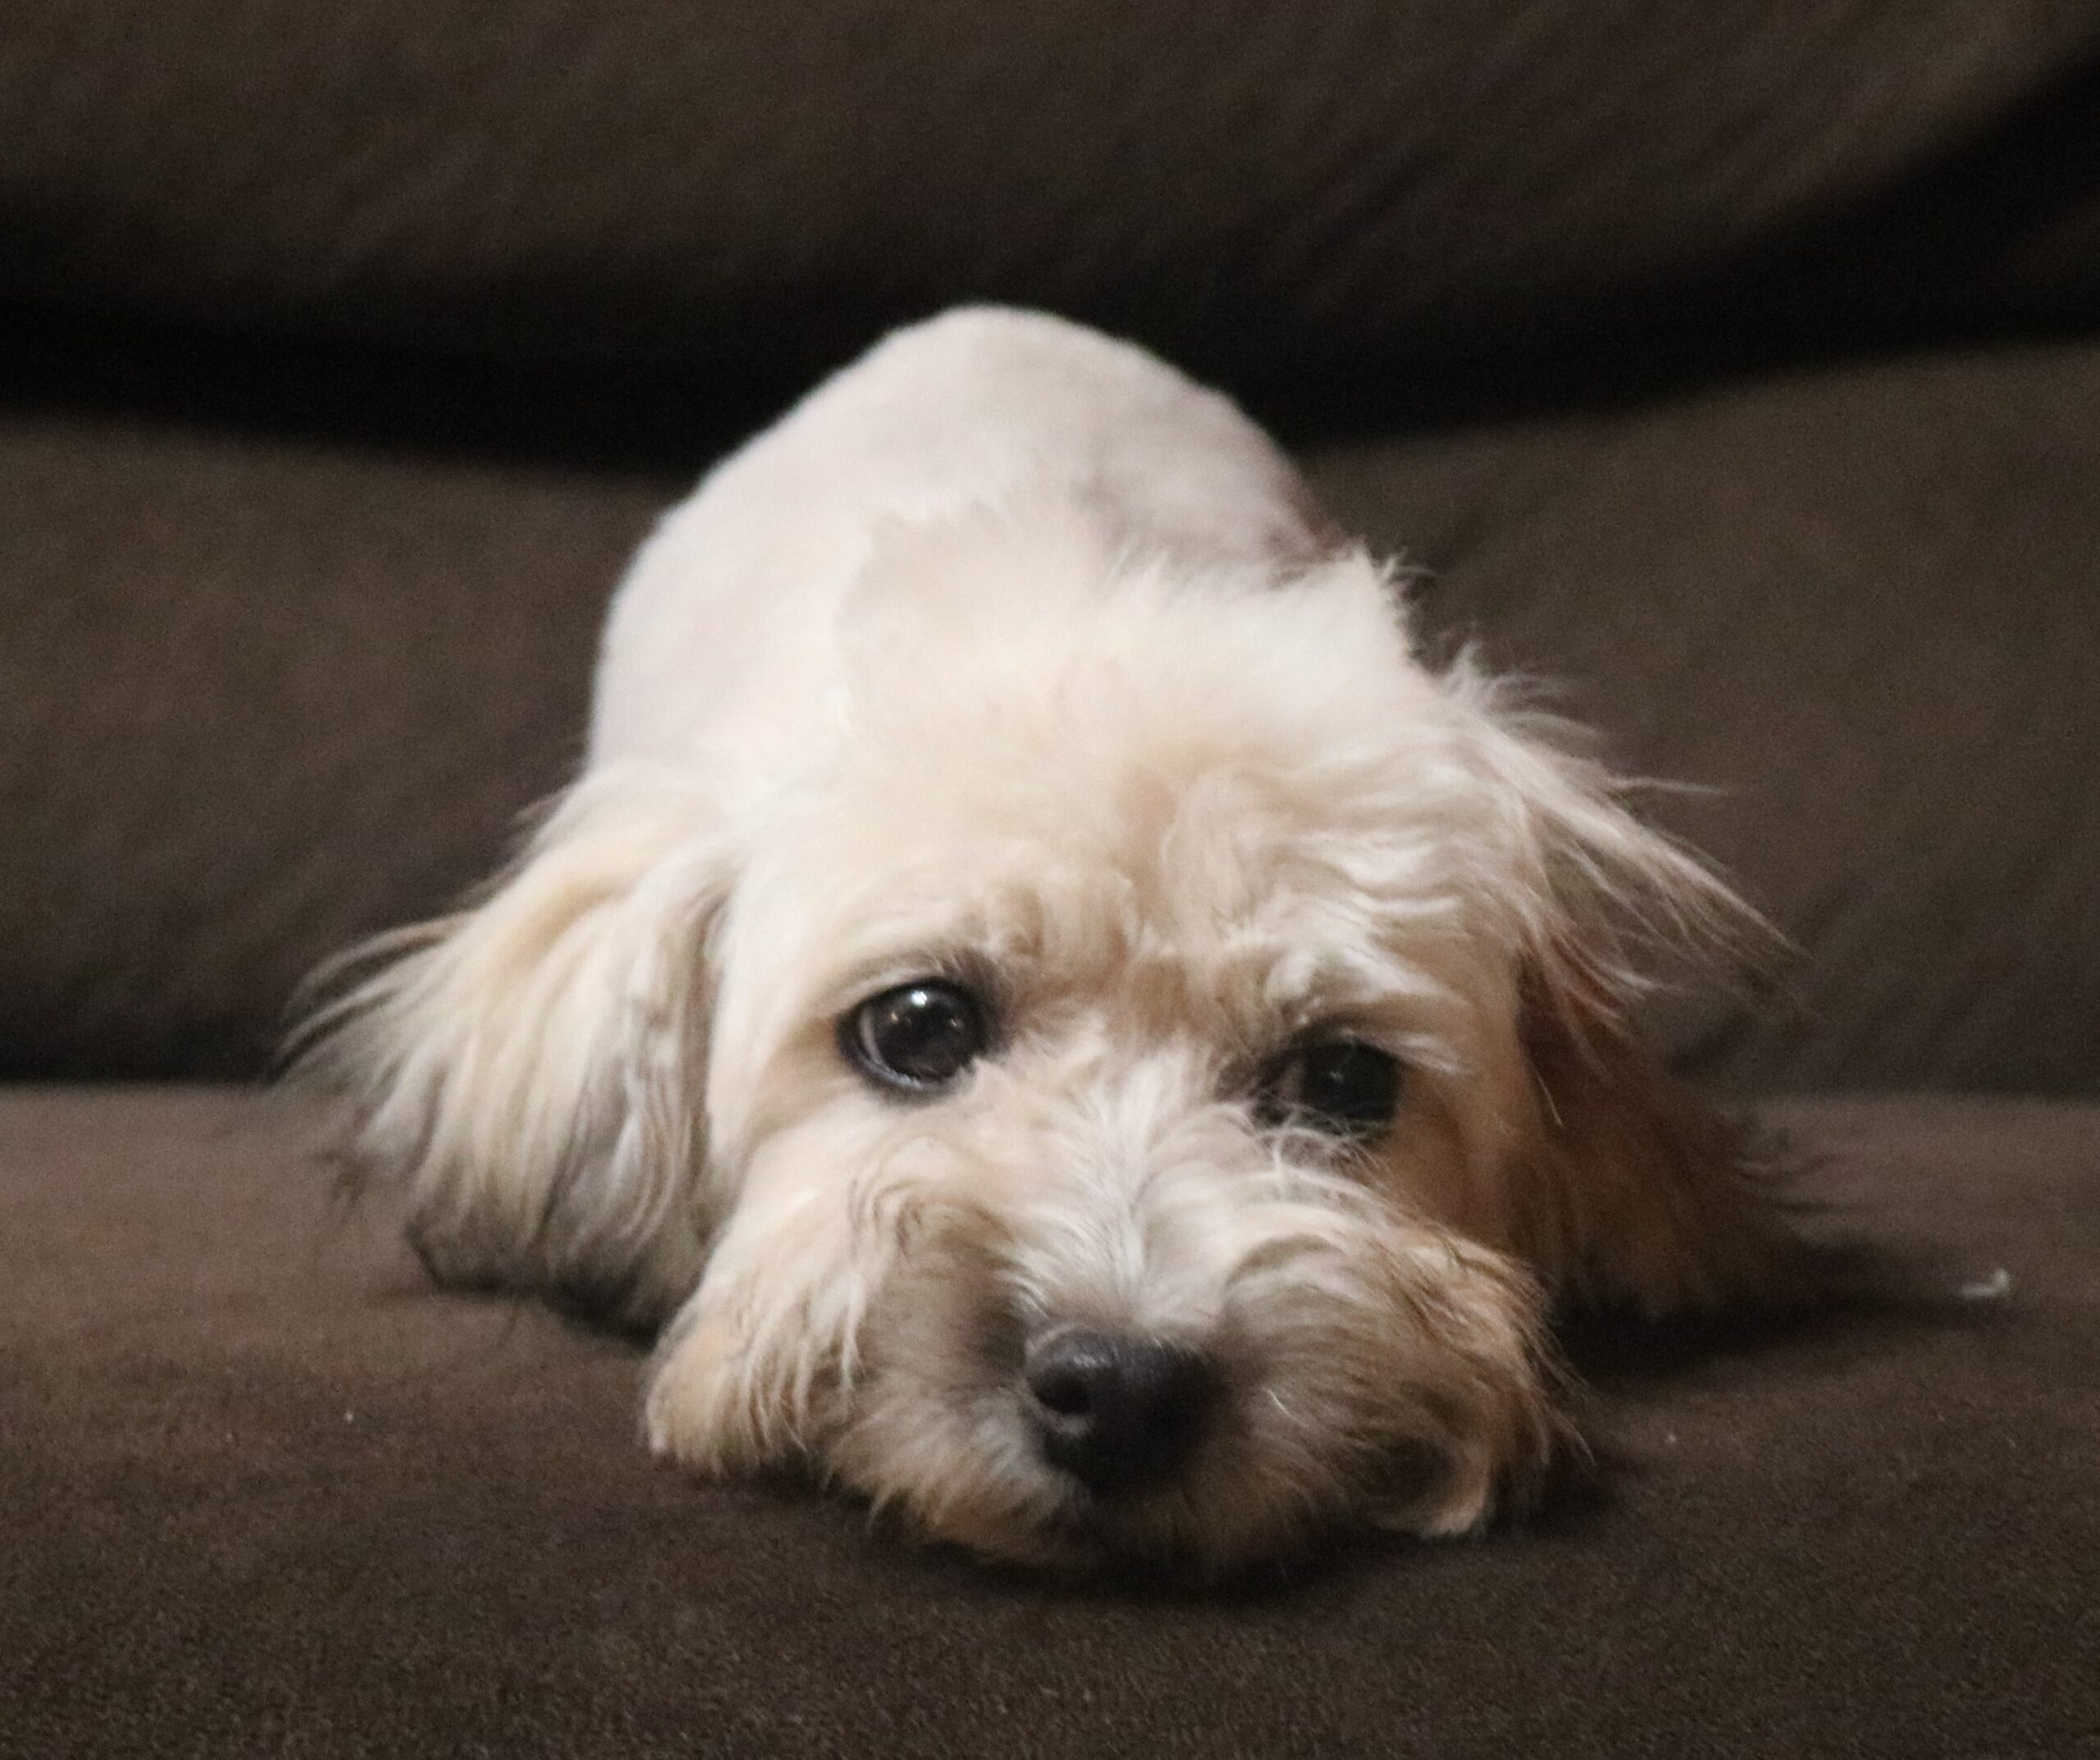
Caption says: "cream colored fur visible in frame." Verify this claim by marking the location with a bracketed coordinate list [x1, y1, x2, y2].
[304, 308, 1783, 1571]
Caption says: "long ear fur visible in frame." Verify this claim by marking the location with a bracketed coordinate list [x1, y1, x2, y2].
[1443, 657, 1793, 1315]
[291, 764, 735, 1332]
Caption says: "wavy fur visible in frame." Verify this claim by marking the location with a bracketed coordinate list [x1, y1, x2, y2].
[297, 308, 1787, 1569]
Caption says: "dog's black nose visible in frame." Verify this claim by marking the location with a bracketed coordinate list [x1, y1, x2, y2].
[1023, 1328, 1217, 1493]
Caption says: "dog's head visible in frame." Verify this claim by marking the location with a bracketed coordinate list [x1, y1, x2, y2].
[317, 506, 1777, 1570]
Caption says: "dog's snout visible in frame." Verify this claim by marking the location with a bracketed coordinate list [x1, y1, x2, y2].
[1023, 1328, 1217, 1493]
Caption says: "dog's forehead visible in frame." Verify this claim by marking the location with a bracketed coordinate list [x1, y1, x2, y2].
[722, 531, 1511, 1028]
[770, 680, 1487, 1030]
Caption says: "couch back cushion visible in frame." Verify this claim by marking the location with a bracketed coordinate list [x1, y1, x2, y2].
[4, 330, 2096, 1091]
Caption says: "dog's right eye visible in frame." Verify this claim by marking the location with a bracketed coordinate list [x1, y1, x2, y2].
[842, 980, 990, 1094]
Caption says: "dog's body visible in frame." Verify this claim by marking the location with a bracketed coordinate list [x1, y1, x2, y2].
[314, 308, 1780, 1570]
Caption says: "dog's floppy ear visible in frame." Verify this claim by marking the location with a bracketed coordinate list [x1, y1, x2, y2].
[1442, 661, 1791, 1315]
[294, 764, 737, 1332]
[1511, 976, 1786, 1315]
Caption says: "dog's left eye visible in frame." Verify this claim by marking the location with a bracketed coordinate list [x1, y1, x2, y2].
[842, 980, 990, 1094]
[1257, 1039, 1403, 1138]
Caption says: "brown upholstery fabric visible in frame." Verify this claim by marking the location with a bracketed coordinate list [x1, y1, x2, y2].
[1307, 343, 2100, 1094]
[5, 332, 2096, 1088]
[4, 1, 2098, 388]
[0, 398, 673, 1079]
[2, 1087, 2094, 1757]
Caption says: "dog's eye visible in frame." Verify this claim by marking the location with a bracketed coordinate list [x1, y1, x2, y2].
[842, 980, 990, 1094]
[1258, 1040, 1403, 1138]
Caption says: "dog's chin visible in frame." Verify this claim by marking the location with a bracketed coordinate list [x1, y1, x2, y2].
[870, 1477, 1321, 1580]
[646, 1312, 1550, 1575]
[775, 1282, 1558, 1575]
[819, 1383, 1535, 1576]
[645, 1150, 1561, 1574]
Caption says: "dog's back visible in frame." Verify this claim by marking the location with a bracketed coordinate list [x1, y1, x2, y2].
[590, 307, 1322, 775]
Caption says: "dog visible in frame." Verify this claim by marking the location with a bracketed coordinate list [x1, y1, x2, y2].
[304, 307, 1785, 1571]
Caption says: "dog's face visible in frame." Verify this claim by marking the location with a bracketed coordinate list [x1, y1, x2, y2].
[637, 515, 1729, 1569]
[326, 508, 1771, 1572]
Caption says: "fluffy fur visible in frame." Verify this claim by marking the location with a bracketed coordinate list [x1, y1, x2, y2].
[302, 307, 1785, 1571]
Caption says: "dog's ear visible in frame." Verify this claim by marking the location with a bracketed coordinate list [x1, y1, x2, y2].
[294, 765, 737, 1332]
[1441, 662, 1791, 1315]
[1510, 975, 1787, 1315]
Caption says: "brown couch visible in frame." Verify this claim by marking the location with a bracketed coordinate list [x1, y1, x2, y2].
[4, 5, 2097, 1754]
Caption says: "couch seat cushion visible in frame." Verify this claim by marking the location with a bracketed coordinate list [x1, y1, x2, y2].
[2, 1088, 2093, 1758]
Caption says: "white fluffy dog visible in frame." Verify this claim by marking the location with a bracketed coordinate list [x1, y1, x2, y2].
[310, 308, 1783, 1571]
